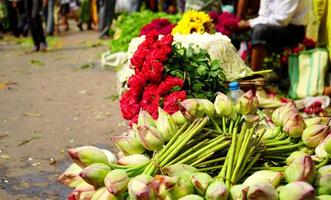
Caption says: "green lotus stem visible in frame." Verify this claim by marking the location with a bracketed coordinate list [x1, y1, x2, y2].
[237, 142, 256, 182]
[264, 137, 292, 146]
[264, 141, 304, 152]
[316, 157, 329, 169]
[238, 153, 261, 182]
[185, 130, 213, 150]
[195, 157, 226, 167]
[191, 152, 215, 166]
[210, 116, 222, 133]
[218, 153, 229, 181]
[198, 165, 224, 172]
[176, 136, 227, 164]
[222, 116, 227, 133]
[246, 69, 272, 76]
[234, 122, 247, 163]
[159, 117, 209, 167]
[264, 155, 288, 160]
[167, 139, 208, 166]
[228, 120, 234, 134]
[226, 126, 238, 187]
[230, 127, 254, 183]
[251, 166, 286, 172]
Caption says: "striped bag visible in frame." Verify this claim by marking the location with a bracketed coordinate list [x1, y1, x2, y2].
[288, 48, 329, 99]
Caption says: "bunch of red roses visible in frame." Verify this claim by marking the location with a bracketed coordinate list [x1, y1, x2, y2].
[139, 18, 175, 36]
[120, 30, 186, 124]
[209, 11, 239, 36]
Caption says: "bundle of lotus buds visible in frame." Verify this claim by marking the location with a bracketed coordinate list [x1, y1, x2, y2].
[58, 91, 331, 200]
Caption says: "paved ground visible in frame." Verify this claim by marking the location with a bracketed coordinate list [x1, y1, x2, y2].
[0, 29, 126, 199]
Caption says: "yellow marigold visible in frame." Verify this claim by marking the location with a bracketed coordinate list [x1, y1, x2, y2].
[172, 10, 214, 35]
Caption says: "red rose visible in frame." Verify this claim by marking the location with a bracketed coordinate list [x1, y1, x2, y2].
[163, 91, 187, 114]
[157, 76, 184, 96]
[128, 73, 146, 95]
[142, 61, 164, 83]
[120, 90, 140, 120]
[158, 34, 173, 46]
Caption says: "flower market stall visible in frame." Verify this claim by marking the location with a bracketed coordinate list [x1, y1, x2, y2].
[59, 9, 331, 200]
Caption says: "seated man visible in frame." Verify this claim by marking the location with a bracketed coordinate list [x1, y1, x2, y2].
[236, 0, 310, 70]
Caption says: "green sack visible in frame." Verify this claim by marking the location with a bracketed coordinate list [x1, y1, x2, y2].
[288, 48, 329, 99]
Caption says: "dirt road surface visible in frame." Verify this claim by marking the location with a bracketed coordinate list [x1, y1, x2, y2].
[0, 30, 126, 199]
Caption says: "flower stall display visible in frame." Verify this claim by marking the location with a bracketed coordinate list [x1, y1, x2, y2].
[59, 90, 331, 200]
[209, 11, 240, 37]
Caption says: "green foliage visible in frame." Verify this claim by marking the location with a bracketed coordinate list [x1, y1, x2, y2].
[166, 44, 227, 100]
[109, 11, 181, 53]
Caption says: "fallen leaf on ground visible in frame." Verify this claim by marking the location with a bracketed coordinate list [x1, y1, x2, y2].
[103, 94, 119, 101]
[0, 133, 9, 140]
[23, 112, 42, 117]
[30, 59, 45, 66]
[0, 155, 10, 159]
[18, 131, 42, 146]
[79, 63, 95, 69]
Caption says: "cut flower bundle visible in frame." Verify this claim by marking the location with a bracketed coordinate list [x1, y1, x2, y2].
[59, 91, 331, 200]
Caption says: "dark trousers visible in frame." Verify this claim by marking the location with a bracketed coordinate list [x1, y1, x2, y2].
[25, 0, 46, 46]
[98, 0, 115, 37]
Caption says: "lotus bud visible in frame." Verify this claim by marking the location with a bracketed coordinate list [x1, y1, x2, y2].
[262, 127, 279, 140]
[230, 184, 248, 200]
[315, 136, 329, 159]
[128, 174, 156, 200]
[314, 165, 331, 195]
[92, 187, 119, 200]
[58, 163, 84, 188]
[247, 183, 278, 200]
[214, 92, 234, 116]
[112, 135, 145, 155]
[151, 175, 176, 199]
[272, 102, 295, 126]
[285, 155, 315, 183]
[180, 99, 214, 118]
[68, 146, 114, 168]
[299, 146, 315, 155]
[205, 181, 229, 200]
[317, 195, 331, 200]
[272, 106, 284, 126]
[118, 154, 150, 166]
[302, 125, 329, 147]
[137, 110, 156, 127]
[283, 113, 305, 138]
[286, 151, 307, 165]
[156, 108, 178, 141]
[136, 125, 164, 151]
[244, 114, 260, 123]
[324, 134, 331, 155]
[163, 163, 198, 177]
[243, 170, 283, 187]
[171, 111, 187, 125]
[68, 181, 95, 200]
[178, 194, 204, 200]
[235, 90, 259, 115]
[79, 163, 111, 187]
[102, 149, 117, 164]
[279, 181, 315, 200]
[305, 117, 330, 127]
[190, 172, 213, 195]
[104, 169, 129, 195]
[170, 173, 195, 199]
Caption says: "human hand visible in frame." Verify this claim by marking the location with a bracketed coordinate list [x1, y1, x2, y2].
[237, 20, 251, 30]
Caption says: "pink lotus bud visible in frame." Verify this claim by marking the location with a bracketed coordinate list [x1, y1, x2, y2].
[214, 92, 234, 116]
[156, 108, 178, 141]
[171, 111, 187, 125]
[79, 163, 111, 187]
[315, 136, 330, 159]
[235, 90, 259, 115]
[305, 117, 330, 127]
[151, 175, 176, 199]
[178, 194, 204, 200]
[247, 183, 278, 200]
[104, 169, 129, 195]
[279, 181, 315, 200]
[138, 110, 156, 127]
[58, 163, 84, 188]
[324, 134, 331, 155]
[163, 164, 199, 177]
[272, 102, 296, 126]
[112, 135, 145, 155]
[286, 151, 307, 165]
[170, 173, 195, 199]
[315, 165, 331, 195]
[190, 172, 213, 195]
[118, 154, 150, 165]
[92, 187, 118, 200]
[136, 125, 164, 151]
[302, 125, 329, 147]
[230, 184, 248, 200]
[68, 146, 116, 168]
[68, 181, 95, 200]
[128, 174, 156, 200]
[317, 195, 331, 200]
[283, 113, 305, 138]
[181, 99, 215, 118]
[285, 155, 316, 183]
[205, 181, 229, 200]
[243, 170, 283, 187]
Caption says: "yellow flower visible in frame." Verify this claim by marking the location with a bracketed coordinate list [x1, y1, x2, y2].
[172, 10, 214, 35]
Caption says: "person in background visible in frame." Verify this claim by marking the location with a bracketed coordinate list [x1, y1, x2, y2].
[98, 0, 115, 39]
[60, 0, 70, 31]
[25, 0, 47, 51]
[45, 0, 55, 35]
[235, 0, 310, 71]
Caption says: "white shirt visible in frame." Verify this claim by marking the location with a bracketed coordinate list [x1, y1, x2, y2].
[249, 0, 310, 27]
